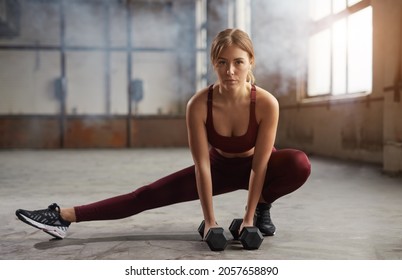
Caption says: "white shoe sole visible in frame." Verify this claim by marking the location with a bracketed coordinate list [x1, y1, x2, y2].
[17, 213, 67, 239]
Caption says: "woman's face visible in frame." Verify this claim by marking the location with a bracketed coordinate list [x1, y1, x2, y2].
[214, 44, 252, 89]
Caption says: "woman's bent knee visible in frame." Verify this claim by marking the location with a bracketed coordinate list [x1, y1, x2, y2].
[290, 150, 311, 184]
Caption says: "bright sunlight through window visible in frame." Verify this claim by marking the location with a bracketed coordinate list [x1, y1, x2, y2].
[308, 0, 372, 97]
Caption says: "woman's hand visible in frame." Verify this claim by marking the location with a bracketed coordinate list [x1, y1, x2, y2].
[203, 220, 219, 240]
[239, 218, 254, 235]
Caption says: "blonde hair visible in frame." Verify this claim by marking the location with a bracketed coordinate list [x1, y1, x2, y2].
[210, 28, 255, 84]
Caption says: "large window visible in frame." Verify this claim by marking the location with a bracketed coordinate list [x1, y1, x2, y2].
[308, 0, 372, 97]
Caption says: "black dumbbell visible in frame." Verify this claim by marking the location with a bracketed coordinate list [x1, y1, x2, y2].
[198, 220, 228, 251]
[229, 218, 264, 250]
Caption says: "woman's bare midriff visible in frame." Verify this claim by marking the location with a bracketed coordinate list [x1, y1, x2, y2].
[215, 147, 255, 158]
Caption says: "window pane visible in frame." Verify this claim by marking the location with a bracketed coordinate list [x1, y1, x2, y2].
[348, 0, 362, 7]
[348, 7, 372, 93]
[333, 0, 347, 14]
[309, 0, 331, 21]
[332, 19, 347, 95]
[132, 3, 177, 49]
[308, 29, 331, 96]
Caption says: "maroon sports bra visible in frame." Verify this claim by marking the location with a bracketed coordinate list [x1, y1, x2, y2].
[206, 84, 259, 153]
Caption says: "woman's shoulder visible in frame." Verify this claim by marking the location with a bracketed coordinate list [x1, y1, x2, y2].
[186, 86, 210, 113]
[254, 85, 279, 109]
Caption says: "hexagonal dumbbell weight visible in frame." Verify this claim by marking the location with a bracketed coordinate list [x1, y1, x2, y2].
[229, 218, 264, 250]
[198, 220, 228, 251]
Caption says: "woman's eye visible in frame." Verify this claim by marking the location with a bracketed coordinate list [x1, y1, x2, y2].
[218, 61, 226, 65]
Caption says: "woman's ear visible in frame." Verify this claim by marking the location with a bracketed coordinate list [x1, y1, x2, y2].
[249, 59, 254, 69]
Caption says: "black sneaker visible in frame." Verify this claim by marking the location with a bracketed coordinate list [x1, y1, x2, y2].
[254, 203, 276, 236]
[16, 203, 71, 239]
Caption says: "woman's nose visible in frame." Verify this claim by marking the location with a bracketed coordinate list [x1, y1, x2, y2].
[226, 64, 234, 75]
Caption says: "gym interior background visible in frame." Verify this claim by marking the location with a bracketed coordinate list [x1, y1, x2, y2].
[0, 0, 401, 175]
[1, 0, 402, 261]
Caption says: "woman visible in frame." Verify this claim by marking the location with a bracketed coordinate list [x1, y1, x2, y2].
[16, 29, 311, 243]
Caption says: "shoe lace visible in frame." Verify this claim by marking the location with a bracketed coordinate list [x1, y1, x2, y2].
[48, 203, 60, 213]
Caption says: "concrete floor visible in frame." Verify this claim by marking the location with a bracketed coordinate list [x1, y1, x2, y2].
[0, 148, 401, 260]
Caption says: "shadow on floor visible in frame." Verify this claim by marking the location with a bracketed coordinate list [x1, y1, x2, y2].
[34, 232, 206, 250]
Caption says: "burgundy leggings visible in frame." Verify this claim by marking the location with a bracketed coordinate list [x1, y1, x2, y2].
[74, 148, 311, 222]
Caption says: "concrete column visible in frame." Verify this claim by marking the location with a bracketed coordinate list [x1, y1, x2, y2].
[381, 0, 402, 174]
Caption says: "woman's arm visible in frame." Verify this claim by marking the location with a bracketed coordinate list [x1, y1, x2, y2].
[243, 88, 279, 227]
[186, 90, 217, 237]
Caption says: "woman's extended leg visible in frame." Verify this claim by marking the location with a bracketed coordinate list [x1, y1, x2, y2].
[73, 165, 199, 222]
[16, 165, 200, 238]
